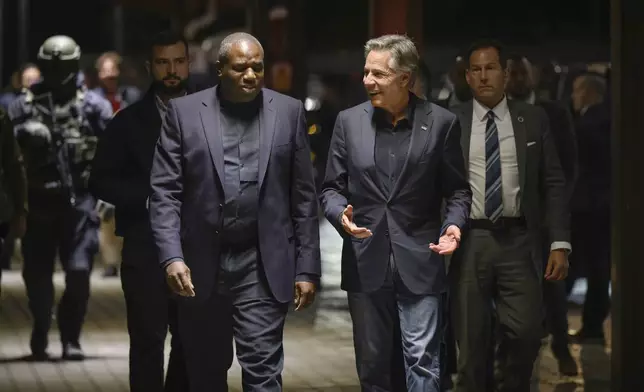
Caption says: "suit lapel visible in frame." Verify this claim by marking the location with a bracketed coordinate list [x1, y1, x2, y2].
[458, 101, 474, 172]
[258, 91, 277, 189]
[388, 99, 434, 200]
[200, 90, 225, 185]
[508, 100, 527, 194]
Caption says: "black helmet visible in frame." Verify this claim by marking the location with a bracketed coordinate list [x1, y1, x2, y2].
[37, 35, 81, 89]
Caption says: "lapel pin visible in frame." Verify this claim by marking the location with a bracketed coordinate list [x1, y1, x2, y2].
[517, 116, 524, 123]
[421, 125, 428, 131]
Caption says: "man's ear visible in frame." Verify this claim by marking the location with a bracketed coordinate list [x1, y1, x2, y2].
[215, 61, 223, 78]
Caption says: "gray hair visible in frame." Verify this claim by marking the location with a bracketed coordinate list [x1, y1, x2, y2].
[579, 74, 607, 99]
[217, 32, 264, 63]
[364, 34, 419, 77]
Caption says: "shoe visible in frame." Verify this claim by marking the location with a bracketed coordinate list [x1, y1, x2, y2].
[102, 266, 118, 278]
[25, 351, 50, 362]
[62, 343, 85, 361]
[555, 352, 578, 376]
[568, 328, 605, 345]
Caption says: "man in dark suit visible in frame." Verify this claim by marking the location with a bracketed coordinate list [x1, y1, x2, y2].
[568, 73, 611, 345]
[89, 31, 200, 392]
[321, 35, 471, 391]
[506, 54, 579, 376]
[449, 40, 570, 391]
[149, 32, 320, 392]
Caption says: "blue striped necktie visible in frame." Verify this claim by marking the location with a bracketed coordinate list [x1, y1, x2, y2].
[485, 110, 503, 222]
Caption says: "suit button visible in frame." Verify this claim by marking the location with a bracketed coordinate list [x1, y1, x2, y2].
[219, 203, 223, 208]
[385, 230, 389, 236]
[215, 230, 219, 234]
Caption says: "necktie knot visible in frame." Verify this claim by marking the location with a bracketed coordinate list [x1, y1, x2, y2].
[487, 110, 495, 121]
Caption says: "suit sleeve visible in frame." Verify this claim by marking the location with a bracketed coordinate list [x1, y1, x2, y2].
[149, 101, 185, 265]
[291, 103, 321, 282]
[440, 116, 472, 232]
[89, 113, 149, 210]
[319, 111, 349, 235]
[538, 108, 570, 244]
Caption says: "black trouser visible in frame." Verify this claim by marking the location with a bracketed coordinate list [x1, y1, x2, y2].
[451, 225, 544, 392]
[179, 259, 289, 392]
[120, 234, 188, 392]
[0, 222, 9, 292]
[0, 224, 13, 271]
[21, 192, 99, 353]
[569, 210, 611, 334]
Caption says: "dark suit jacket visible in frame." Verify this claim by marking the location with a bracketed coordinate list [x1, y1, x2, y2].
[571, 103, 611, 212]
[320, 98, 471, 295]
[90, 78, 216, 241]
[149, 87, 321, 303]
[451, 100, 570, 260]
[535, 99, 578, 202]
[89, 89, 162, 240]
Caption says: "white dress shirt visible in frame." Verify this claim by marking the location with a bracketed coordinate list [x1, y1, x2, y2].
[468, 97, 571, 252]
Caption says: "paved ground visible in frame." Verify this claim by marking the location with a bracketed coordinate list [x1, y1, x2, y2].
[0, 221, 611, 391]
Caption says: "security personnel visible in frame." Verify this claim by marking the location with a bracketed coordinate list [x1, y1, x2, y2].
[8, 35, 113, 361]
[0, 107, 28, 295]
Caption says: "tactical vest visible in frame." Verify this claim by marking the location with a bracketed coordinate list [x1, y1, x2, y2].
[17, 89, 98, 202]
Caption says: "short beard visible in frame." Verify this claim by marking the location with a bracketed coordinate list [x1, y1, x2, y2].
[152, 78, 188, 97]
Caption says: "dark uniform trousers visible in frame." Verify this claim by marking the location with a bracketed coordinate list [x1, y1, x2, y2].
[22, 191, 99, 352]
[120, 230, 187, 392]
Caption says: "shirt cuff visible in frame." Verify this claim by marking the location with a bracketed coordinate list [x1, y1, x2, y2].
[550, 241, 572, 254]
[162, 257, 184, 269]
[295, 273, 320, 285]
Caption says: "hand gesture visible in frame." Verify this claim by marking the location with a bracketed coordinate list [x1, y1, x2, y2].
[341, 205, 372, 239]
[165, 261, 195, 297]
[294, 281, 316, 311]
[429, 225, 461, 255]
[545, 249, 569, 280]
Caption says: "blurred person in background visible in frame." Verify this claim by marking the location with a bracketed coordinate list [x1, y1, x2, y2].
[567, 73, 611, 346]
[90, 30, 196, 392]
[8, 35, 112, 361]
[506, 54, 579, 376]
[0, 63, 41, 109]
[91, 52, 142, 278]
[0, 106, 28, 297]
[92, 51, 142, 114]
[410, 59, 431, 99]
[0, 64, 40, 273]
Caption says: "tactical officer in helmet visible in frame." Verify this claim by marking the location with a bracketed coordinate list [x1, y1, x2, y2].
[8, 35, 113, 361]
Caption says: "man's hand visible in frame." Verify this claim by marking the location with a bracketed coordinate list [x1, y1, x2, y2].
[545, 249, 569, 281]
[165, 261, 195, 297]
[294, 281, 316, 311]
[429, 225, 461, 255]
[9, 214, 26, 238]
[341, 205, 372, 239]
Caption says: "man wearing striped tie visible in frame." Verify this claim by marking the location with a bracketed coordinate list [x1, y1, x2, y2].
[449, 40, 570, 392]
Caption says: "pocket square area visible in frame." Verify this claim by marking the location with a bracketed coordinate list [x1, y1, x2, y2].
[527, 141, 536, 146]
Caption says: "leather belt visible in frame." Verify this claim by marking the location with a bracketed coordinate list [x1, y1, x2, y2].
[468, 217, 526, 230]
